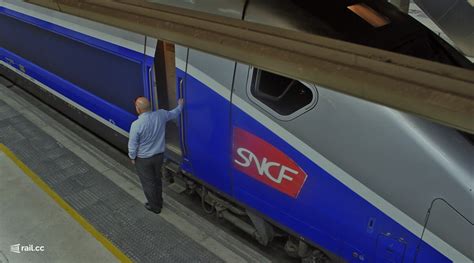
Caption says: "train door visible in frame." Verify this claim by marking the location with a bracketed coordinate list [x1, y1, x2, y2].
[153, 41, 183, 162]
[414, 199, 473, 262]
[179, 49, 235, 195]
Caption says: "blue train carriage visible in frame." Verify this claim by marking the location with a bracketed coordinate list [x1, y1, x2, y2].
[1, 1, 472, 263]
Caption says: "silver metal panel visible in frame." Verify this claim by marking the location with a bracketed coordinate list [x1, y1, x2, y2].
[233, 63, 250, 96]
[187, 49, 236, 91]
[388, 0, 410, 13]
[243, 0, 334, 36]
[415, 0, 474, 56]
[147, 0, 245, 19]
[175, 44, 188, 65]
[145, 36, 158, 56]
[279, 87, 473, 258]
[421, 199, 473, 261]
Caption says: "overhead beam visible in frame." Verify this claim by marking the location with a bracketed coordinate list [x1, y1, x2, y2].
[25, 0, 474, 133]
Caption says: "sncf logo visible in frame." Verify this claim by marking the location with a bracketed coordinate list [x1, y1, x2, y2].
[234, 148, 297, 184]
[233, 127, 307, 198]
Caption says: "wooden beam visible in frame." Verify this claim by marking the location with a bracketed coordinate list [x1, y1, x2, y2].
[25, 0, 474, 133]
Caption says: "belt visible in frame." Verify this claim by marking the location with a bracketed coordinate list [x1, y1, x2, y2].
[136, 152, 164, 160]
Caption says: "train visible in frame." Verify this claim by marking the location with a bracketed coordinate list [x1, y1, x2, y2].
[1, 0, 472, 262]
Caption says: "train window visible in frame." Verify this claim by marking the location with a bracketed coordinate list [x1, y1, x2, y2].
[249, 69, 316, 119]
[0, 14, 143, 115]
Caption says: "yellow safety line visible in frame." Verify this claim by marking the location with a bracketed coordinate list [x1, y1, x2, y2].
[0, 144, 132, 263]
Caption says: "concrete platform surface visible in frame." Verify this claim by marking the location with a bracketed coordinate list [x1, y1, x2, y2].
[0, 150, 118, 263]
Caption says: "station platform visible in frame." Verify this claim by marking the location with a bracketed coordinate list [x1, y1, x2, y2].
[0, 79, 270, 263]
[0, 145, 118, 262]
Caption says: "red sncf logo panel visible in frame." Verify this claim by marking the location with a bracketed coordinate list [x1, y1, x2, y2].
[233, 127, 308, 198]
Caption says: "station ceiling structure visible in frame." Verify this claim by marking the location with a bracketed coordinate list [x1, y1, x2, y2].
[414, 0, 474, 58]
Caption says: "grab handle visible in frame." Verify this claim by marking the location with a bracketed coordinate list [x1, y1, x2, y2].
[178, 77, 187, 156]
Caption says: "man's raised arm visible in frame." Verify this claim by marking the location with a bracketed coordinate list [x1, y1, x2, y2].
[165, 99, 184, 121]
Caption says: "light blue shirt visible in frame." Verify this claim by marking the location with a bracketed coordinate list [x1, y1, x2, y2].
[128, 105, 182, 159]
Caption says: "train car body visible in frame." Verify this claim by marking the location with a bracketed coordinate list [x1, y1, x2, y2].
[0, 0, 472, 262]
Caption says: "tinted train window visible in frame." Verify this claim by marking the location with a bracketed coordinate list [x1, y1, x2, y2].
[250, 69, 315, 117]
[0, 14, 143, 114]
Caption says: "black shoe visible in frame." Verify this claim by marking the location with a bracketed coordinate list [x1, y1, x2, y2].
[145, 202, 163, 210]
[145, 203, 161, 214]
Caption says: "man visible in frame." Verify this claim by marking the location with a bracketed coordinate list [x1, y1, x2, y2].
[128, 96, 184, 214]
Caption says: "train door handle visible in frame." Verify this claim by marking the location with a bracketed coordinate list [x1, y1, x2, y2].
[178, 77, 187, 156]
[178, 78, 184, 98]
[148, 67, 153, 109]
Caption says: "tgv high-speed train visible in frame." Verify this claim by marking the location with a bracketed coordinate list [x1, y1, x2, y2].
[1, 0, 472, 262]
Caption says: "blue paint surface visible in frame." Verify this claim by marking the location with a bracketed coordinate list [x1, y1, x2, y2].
[180, 69, 233, 195]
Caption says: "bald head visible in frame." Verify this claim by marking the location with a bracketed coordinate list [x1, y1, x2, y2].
[134, 96, 151, 114]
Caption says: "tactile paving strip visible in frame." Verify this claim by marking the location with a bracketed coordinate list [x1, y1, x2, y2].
[0, 98, 223, 263]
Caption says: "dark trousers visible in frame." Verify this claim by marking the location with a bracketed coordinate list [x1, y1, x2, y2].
[135, 153, 164, 210]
